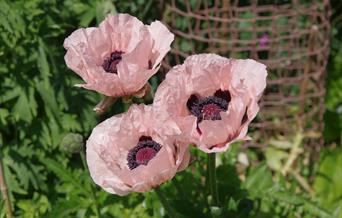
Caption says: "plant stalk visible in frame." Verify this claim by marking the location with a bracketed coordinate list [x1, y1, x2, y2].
[208, 153, 219, 206]
[93, 96, 117, 115]
[0, 157, 13, 218]
[155, 187, 178, 218]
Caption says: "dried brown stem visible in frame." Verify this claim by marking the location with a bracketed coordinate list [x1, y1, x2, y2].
[0, 157, 13, 218]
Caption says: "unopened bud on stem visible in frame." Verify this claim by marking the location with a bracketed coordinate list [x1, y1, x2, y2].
[60, 133, 84, 154]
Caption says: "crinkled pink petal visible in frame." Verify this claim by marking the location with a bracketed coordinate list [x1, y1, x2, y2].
[198, 120, 229, 148]
[64, 14, 174, 97]
[153, 54, 267, 153]
[87, 146, 131, 195]
[64, 28, 98, 82]
[236, 99, 260, 140]
[230, 59, 267, 98]
[148, 21, 175, 68]
[116, 32, 156, 92]
[76, 76, 124, 97]
[183, 54, 232, 96]
[86, 104, 189, 196]
[153, 65, 190, 116]
[196, 98, 245, 152]
[102, 14, 145, 53]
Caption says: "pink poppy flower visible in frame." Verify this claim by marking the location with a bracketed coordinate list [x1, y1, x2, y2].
[153, 54, 267, 153]
[86, 104, 190, 196]
[64, 14, 174, 97]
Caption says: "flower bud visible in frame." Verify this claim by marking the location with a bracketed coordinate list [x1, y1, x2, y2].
[60, 133, 84, 153]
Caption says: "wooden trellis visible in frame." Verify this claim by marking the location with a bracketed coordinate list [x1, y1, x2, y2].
[161, 0, 331, 147]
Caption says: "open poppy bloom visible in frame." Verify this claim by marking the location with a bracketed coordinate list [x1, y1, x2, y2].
[153, 54, 267, 153]
[86, 104, 190, 196]
[64, 13, 174, 97]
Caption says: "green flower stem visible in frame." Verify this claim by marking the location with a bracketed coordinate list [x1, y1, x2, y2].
[155, 187, 178, 218]
[208, 153, 219, 206]
[80, 151, 100, 217]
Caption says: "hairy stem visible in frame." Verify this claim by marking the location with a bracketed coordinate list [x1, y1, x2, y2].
[155, 187, 178, 218]
[93, 96, 117, 115]
[208, 153, 219, 206]
[0, 157, 13, 218]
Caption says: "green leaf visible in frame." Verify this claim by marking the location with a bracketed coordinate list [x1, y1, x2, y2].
[0, 86, 20, 102]
[227, 198, 238, 210]
[39, 157, 90, 195]
[13, 91, 33, 122]
[303, 200, 332, 218]
[244, 163, 273, 197]
[79, 8, 95, 27]
[269, 191, 304, 206]
[35, 79, 60, 120]
[314, 147, 342, 211]
[46, 198, 83, 218]
[37, 39, 50, 78]
[95, 0, 117, 24]
[17, 193, 50, 218]
[324, 109, 342, 142]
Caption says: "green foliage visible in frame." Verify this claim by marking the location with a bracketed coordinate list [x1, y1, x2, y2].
[0, 0, 341, 217]
[325, 7, 342, 143]
[314, 147, 342, 217]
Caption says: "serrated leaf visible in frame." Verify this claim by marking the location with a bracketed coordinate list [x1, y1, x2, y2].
[36, 79, 60, 120]
[0, 86, 20, 102]
[13, 92, 33, 122]
[37, 39, 50, 78]
[39, 157, 90, 196]
[3, 156, 27, 195]
[46, 198, 82, 218]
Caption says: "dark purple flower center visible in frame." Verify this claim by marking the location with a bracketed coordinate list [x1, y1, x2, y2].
[201, 103, 224, 120]
[102, 51, 124, 74]
[187, 89, 231, 122]
[127, 136, 161, 170]
[187, 90, 231, 134]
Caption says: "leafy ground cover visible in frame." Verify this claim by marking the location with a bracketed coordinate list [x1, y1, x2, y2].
[0, 0, 341, 217]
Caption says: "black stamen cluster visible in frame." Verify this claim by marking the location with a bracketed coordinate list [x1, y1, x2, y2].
[187, 89, 231, 121]
[127, 136, 162, 170]
[102, 51, 124, 74]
